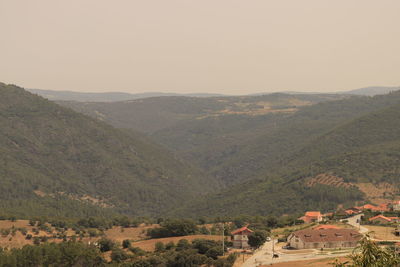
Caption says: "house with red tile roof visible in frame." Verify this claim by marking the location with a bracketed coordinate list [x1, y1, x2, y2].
[231, 226, 253, 249]
[299, 211, 323, 223]
[345, 209, 357, 216]
[369, 215, 399, 224]
[356, 204, 389, 212]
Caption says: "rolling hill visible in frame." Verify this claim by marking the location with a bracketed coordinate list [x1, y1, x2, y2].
[173, 92, 400, 217]
[18, 83, 400, 218]
[344, 86, 400, 96]
[0, 83, 215, 218]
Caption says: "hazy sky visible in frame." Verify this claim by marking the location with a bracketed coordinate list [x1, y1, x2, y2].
[1, 0, 400, 94]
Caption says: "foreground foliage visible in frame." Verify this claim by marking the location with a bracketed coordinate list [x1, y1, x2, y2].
[333, 235, 400, 267]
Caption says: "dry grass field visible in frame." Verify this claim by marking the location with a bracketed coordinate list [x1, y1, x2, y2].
[363, 225, 400, 240]
[261, 257, 349, 267]
[103, 224, 158, 242]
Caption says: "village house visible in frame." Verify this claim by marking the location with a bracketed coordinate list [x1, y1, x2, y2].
[299, 211, 323, 223]
[344, 207, 362, 216]
[287, 228, 361, 249]
[356, 204, 389, 212]
[231, 226, 253, 249]
[369, 215, 399, 224]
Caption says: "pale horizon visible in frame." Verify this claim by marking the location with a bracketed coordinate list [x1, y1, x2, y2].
[1, 0, 400, 94]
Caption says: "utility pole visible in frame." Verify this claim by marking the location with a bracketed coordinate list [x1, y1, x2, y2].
[272, 235, 275, 259]
[222, 222, 225, 256]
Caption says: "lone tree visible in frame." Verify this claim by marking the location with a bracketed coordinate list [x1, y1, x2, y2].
[248, 230, 268, 249]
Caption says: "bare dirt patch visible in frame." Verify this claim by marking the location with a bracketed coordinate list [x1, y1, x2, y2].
[104, 224, 158, 242]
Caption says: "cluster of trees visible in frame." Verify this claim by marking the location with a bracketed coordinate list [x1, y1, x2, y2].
[0, 241, 104, 266]
[147, 219, 198, 238]
[0, 237, 237, 267]
[125, 238, 237, 267]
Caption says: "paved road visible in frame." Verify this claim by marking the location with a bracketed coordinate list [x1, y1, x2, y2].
[242, 240, 351, 267]
[242, 213, 384, 266]
[243, 214, 368, 266]
[345, 213, 368, 234]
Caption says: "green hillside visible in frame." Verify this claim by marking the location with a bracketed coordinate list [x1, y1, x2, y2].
[174, 95, 400, 217]
[209, 92, 400, 184]
[0, 83, 215, 218]
[24, 83, 400, 218]
[58, 93, 348, 179]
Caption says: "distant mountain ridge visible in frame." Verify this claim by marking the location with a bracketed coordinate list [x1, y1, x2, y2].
[28, 85, 398, 103]
[344, 86, 400, 96]
[28, 89, 226, 102]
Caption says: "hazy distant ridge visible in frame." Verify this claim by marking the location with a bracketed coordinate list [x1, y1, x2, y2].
[28, 89, 225, 102]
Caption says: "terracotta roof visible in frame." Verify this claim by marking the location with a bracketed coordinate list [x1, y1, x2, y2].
[369, 215, 392, 222]
[231, 226, 253, 235]
[357, 204, 389, 212]
[313, 225, 340, 230]
[305, 211, 321, 217]
[345, 210, 356, 215]
[291, 228, 361, 243]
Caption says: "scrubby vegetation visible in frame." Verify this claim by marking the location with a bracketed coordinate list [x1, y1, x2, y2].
[0, 82, 215, 218]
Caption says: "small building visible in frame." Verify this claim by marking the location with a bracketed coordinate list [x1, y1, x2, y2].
[392, 201, 400, 211]
[344, 207, 361, 216]
[369, 215, 399, 224]
[287, 228, 361, 249]
[299, 211, 323, 223]
[231, 226, 253, 249]
[356, 204, 389, 212]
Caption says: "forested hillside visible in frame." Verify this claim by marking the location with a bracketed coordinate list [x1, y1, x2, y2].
[21, 83, 400, 218]
[174, 93, 400, 217]
[209, 91, 400, 184]
[0, 83, 215, 218]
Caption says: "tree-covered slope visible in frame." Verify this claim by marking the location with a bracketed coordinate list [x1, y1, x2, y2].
[209, 92, 400, 184]
[0, 83, 214, 218]
[174, 95, 400, 217]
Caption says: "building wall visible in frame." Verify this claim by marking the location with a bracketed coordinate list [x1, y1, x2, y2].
[288, 234, 358, 249]
[232, 234, 250, 248]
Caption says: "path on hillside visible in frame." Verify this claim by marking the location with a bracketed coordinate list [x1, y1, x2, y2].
[343, 214, 368, 234]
